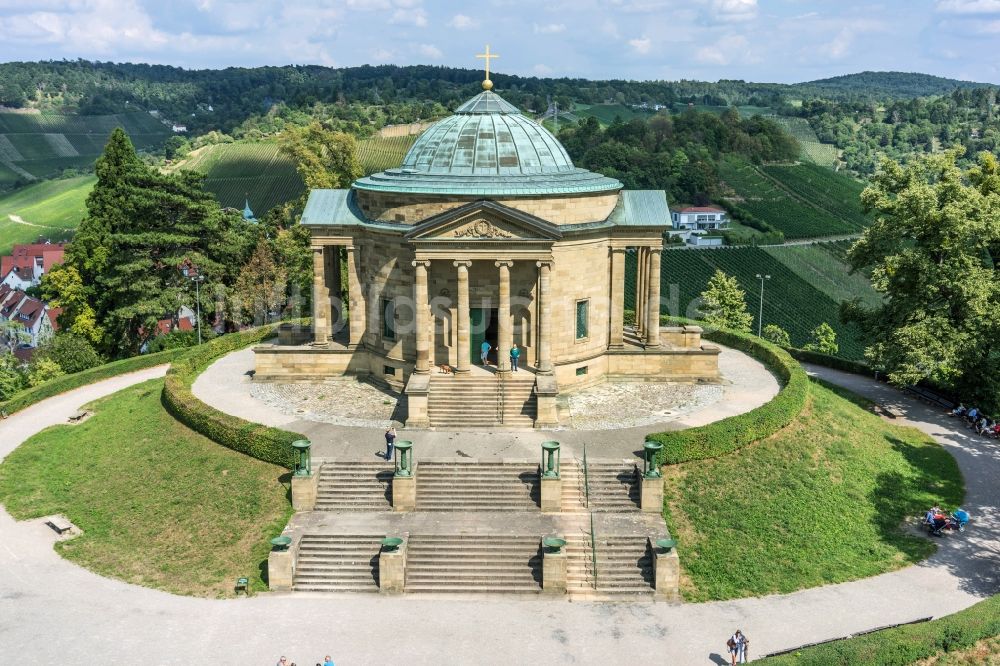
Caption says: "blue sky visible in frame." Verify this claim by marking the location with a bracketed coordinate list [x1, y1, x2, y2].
[0, 1, 997, 84]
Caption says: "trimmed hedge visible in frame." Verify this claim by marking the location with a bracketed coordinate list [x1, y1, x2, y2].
[760, 595, 1000, 665]
[162, 322, 305, 469]
[649, 318, 810, 464]
[0, 347, 187, 417]
[787, 347, 873, 376]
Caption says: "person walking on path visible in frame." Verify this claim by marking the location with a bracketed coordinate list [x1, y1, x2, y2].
[323, 656, 335, 666]
[384, 426, 396, 461]
[727, 629, 749, 665]
[480, 340, 492, 366]
[510, 344, 521, 372]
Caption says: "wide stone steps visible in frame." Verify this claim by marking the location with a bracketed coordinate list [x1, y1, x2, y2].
[293, 535, 382, 592]
[315, 462, 393, 511]
[404, 535, 542, 593]
[415, 462, 539, 511]
[583, 461, 640, 512]
[428, 375, 537, 428]
[564, 535, 654, 596]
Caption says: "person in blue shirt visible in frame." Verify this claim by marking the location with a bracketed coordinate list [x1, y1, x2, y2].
[323, 656, 335, 666]
[480, 340, 491, 365]
[510, 344, 521, 372]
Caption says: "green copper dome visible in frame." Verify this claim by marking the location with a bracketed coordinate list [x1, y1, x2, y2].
[352, 91, 622, 197]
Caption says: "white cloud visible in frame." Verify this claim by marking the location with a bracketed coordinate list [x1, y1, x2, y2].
[0, 0, 169, 52]
[601, 19, 621, 40]
[694, 35, 755, 66]
[629, 36, 652, 54]
[417, 43, 442, 59]
[695, 46, 728, 65]
[533, 63, 553, 75]
[711, 0, 758, 23]
[390, 7, 427, 27]
[533, 23, 566, 34]
[371, 47, 394, 62]
[447, 14, 478, 30]
[936, 0, 1000, 13]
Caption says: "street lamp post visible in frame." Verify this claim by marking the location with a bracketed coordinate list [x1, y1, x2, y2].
[181, 262, 206, 345]
[755, 273, 770, 338]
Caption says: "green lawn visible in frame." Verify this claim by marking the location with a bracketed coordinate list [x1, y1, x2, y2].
[0, 174, 94, 254]
[0, 378, 292, 597]
[663, 380, 964, 602]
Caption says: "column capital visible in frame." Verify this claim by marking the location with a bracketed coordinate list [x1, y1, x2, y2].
[412, 259, 431, 269]
[535, 260, 553, 269]
[495, 259, 514, 269]
[452, 259, 472, 268]
[648, 247, 663, 256]
[610, 247, 627, 255]
[311, 246, 325, 254]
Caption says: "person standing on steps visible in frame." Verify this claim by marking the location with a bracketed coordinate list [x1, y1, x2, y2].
[510, 343, 521, 372]
[384, 425, 396, 461]
[480, 340, 492, 366]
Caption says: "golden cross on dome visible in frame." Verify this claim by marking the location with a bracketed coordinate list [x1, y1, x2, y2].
[476, 44, 499, 90]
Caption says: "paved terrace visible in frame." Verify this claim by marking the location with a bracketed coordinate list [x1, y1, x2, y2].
[0, 364, 997, 664]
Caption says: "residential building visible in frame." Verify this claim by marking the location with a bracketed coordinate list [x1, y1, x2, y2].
[0, 241, 66, 287]
[671, 206, 728, 231]
[0, 284, 58, 348]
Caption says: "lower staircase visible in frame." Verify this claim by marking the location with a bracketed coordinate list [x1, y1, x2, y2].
[585, 460, 640, 511]
[416, 460, 539, 511]
[566, 531, 655, 598]
[404, 534, 542, 594]
[427, 373, 537, 427]
[316, 461, 393, 511]
[292, 534, 382, 592]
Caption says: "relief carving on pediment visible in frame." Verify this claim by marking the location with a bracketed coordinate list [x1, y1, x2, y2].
[452, 218, 516, 239]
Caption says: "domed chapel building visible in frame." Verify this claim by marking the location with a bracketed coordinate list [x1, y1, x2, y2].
[254, 71, 720, 428]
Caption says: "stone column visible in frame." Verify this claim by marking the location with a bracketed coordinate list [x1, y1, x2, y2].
[346, 245, 365, 348]
[609, 248, 625, 349]
[536, 260, 553, 374]
[646, 248, 662, 348]
[312, 247, 330, 344]
[454, 260, 472, 373]
[329, 247, 343, 335]
[496, 260, 513, 373]
[413, 260, 430, 374]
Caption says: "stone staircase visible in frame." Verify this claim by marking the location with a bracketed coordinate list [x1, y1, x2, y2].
[316, 461, 393, 511]
[416, 461, 539, 511]
[585, 460, 640, 511]
[565, 530, 654, 598]
[404, 534, 543, 594]
[292, 534, 382, 592]
[427, 373, 537, 428]
[559, 460, 587, 513]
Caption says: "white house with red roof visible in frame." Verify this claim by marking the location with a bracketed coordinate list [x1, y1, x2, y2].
[0, 284, 58, 349]
[0, 241, 66, 287]
[671, 205, 728, 231]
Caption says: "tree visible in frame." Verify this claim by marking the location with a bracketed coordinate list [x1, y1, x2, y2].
[0, 321, 31, 353]
[699, 269, 753, 333]
[803, 322, 839, 355]
[0, 353, 25, 401]
[43, 128, 256, 357]
[35, 334, 103, 374]
[26, 357, 64, 387]
[280, 122, 363, 190]
[844, 150, 1000, 402]
[762, 324, 791, 347]
[231, 240, 288, 325]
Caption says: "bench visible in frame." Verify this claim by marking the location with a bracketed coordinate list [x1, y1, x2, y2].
[235, 577, 250, 596]
[904, 386, 955, 410]
[67, 410, 90, 423]
[46, 516, 73, 535]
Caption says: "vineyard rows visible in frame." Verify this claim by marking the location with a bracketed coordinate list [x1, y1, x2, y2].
[357, 134, 418, 174]
[769, 117, 839, 167]
[719, 157, 865, 239]
[626, 245, 868, 359]
[761, 163, 868, 229]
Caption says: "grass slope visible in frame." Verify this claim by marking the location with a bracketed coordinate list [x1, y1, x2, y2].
[664, 380, 964, 602]
[358, 134, 418, 174]
[720, 157, 868, 239]
[630, 246, 870, 358]
[0, 378, 292, 596]
[574, 103, 653, 125]
[770, 116, 840, 167]
[0, 111, 169, 185]
[0, 174, 94, 254]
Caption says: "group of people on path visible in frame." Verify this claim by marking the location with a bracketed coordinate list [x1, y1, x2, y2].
[949, 403, 1000, 437]
[275, 655, 333, 666]
[727, 629, 750, 664]
[480, 341, 521, 371]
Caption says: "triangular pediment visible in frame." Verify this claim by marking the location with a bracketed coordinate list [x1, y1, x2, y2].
[405, 200, 562, 241]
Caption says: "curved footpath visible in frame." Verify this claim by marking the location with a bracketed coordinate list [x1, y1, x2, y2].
[0, 364, 996, 664]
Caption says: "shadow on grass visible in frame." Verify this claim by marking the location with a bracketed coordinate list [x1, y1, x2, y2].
[278, 470, 293, 506]
[810, 376, 875, 410]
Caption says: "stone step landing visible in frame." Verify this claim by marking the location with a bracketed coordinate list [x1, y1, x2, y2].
[404, 534, 542, 594]
[293, 534, 382, 592]
[428, 374, 537, 427]
[316, 461, 393, 511]
[415, 461, 539, 511]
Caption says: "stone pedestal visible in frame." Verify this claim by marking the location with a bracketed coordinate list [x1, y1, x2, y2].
[534, 375, 559, 428]
[392, 472, 416, 512]
[404, 374, 430, 427]
[542, 548, 567, 594]
[379, 541, 406, 594]
[267, 547, 295, 592]
[641, 476, 663, 514]
[540, 475, 562, 513]
[653, 546, 680, 602]
[291, 473, 318, 511]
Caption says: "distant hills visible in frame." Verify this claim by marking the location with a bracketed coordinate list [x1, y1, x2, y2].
[793, 71, 996, 98]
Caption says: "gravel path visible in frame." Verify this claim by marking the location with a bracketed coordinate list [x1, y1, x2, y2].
[0, 363, 997, 664]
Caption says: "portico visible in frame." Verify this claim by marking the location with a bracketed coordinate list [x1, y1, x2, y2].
[254, 82, 720, 428]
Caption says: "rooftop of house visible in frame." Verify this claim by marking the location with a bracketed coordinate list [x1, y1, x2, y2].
[674, 206, 726, 214]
